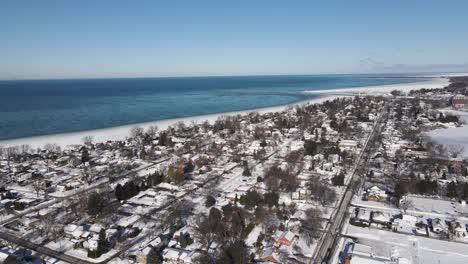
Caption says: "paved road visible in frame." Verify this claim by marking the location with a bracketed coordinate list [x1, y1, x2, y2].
[311, 104, 387, 264]
[0, 230, 92, 264]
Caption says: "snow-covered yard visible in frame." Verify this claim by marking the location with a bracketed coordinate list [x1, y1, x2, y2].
[345, 224, 468, 264]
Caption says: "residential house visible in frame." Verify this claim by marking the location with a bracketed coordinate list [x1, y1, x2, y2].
[365, 186, 388, 202]
[259, 247, 280, 263]
[339, 140, 358, 151]
[370, 211, 391, 227]
[274, 230, 295, 246]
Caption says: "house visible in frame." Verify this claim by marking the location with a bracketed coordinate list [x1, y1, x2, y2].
[274, 230, 295, 246]
[87, 235, 99, 251]
[401, 214, 418, 225]
[365, 186, 388, 202]
[64, 224, 79, 238]
[137, 237, 162, 264]
[339, 140, 358, 151]
[322, 162, 334, 172]
[346, 243, 399, 263]
[0, 251, 9, 263]
[259, 247, 280, 263]
[353, 208, 371, 226]
[328, 154, 340, 164]
[157, 182, 180, 193]
[371, 211, 391, 227]
[351, 243, 373, 258]
[136, 246, 153, 264]
[452, 94, 468, 109]
[162, 248, 194, 263]
[117, 215, 140, 228]
[392, 214, 418, 232]
[290, 141, 304, 152]
[13, 172, 32, 184]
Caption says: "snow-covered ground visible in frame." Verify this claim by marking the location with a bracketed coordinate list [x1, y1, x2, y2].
[353, 195, 468, 221]
[304, 76, 450, 95]
[428, 109, 468, 158]
[345, 224, 468, 264]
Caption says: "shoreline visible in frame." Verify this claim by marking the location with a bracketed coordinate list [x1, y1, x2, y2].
[0, 75, 458, 148]
[0, 94, 335, 148]
[303, 76, 450, 95]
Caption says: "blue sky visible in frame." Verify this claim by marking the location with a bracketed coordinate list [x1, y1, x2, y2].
[1, 0, 468, 79]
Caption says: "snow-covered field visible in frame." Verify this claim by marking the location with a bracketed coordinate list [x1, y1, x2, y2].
[345, 224, 468, 264]
[428, 109, 468, 158]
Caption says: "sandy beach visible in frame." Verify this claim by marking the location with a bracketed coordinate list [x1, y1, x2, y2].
[0, 75, 460, 149]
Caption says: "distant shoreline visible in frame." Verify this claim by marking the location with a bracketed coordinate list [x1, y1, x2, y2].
[0, 74, 461, 148]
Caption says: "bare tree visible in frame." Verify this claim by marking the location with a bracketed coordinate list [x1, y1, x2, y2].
[399, 196, 413, 214]
[263, 213, 280, 234]
[32, 177, 44, 197]
[301, 208, 323, 246]
[162, 199, 195, 229]
[130, 126, 144, 144]
[43, 143, 61, 153]
[82, 167, 98, 185]
[175, 121, 186, 132]
[193, 213, 219, 253]
[5, 146, 19, 172]
[307, 176, 336, 206]
[448, 144, 465, 159]
[41, 211, 61, 241]
[202, 120, 211, 131]
[69, 194, 88, 216]
[433, 143, 448, 158]
[146, 125, 159, 138]
[20, 144, 31, 155]
[82, 135, 94, 145]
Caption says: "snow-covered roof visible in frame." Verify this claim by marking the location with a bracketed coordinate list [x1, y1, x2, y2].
[117, 215, 140, 228]
[274, 230, 295, 242]
[157, 182, 180, 191]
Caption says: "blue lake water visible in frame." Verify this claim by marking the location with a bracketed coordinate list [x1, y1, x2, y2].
[0, 74, 424, 140]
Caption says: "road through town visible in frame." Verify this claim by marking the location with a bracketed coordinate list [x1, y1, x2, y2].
[311, 103, 387, 263]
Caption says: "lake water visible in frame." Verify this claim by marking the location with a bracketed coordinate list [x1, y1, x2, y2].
[0, 74, 423, 140]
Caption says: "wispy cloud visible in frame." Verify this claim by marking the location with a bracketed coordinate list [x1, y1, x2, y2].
[359, 57, 384, 66]
[372, 62, 468, 72]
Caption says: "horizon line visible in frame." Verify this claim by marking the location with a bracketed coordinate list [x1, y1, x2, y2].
[0, 70, 458, 82]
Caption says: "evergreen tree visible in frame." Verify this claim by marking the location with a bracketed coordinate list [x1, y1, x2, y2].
[147, 247, 163, 264]
[115, 184, 123, 201]
[205, 195, 216, 207]
[446, 181, 458, 198]
[98, 228, 107, 253]
[87, 192, 105, 216]
[242, 163, 251, 176]
[332, 172, 345, 186]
